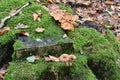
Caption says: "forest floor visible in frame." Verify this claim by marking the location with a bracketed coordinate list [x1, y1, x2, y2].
[0, 0, 120, 80]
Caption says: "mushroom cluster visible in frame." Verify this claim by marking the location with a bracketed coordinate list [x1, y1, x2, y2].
[44, 53, 76, 66]
[49, 4, 79, 31]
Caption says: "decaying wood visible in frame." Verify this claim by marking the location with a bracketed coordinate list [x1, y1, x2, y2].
[0, 2, 32, 29]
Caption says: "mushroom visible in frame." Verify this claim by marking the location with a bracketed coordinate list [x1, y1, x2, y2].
[59, 54, 70, 66]
[44, 55, 59, 62]
[61, 21, 74, 31]
[69, 54, 76, 61]
[59, 54, 69, 62]
[50, 10, 64, 21]
[62, 13, 73, 21]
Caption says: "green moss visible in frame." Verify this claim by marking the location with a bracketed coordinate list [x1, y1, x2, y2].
[13, 40, 24, 51]
[5, 59, 47, 80]
[0, 29, 19, 45]
[69, 27, 110, 52]
[5, 54, 97, 80]
[69, 54, 97, 80]
[0, 0, 64, 41]
[59, 3, 74, 14]
[69, 27, 120, 80]
[105, 30, 120, 56]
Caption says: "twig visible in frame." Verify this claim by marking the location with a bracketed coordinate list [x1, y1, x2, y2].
[0, 1, 32, 29]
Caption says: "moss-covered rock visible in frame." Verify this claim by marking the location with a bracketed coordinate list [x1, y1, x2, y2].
[5, 54, 97, 80]
[0, 30, 19, 45]
[105, 30, 120, 57]
[69, 27, 120, 80]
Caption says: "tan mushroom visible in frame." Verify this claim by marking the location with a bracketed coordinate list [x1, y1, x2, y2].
[44, 55, 59, 62]
[50, 10, 64, 21]
[59, 54, 69, 62]
[61, 21, 74, 31]
[68, 54, 76, 61]
[72, 15, 79, 22]
[62, 13, 73, 21]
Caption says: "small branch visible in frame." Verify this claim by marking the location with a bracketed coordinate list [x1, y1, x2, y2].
[0, 1, 32, 29]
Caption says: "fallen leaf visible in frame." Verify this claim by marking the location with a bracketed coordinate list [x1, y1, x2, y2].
[0, 73, 4, 79]
[35, 27, 45, 33]
[0, 29, 8, 35]
[47, 0, 55, 4]
[38, 13, 42, 18]
[35, 55, 41, 60]
[76, 0, 91, 5]
[105, 1, 115, 5]
[33, 13, 39, 21]
[0, 70, 6, 76]
[0, 26, 10, 35]
[19, 31, 29, 36]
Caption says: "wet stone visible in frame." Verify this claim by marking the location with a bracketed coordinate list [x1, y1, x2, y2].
[14, 35, 73, 60]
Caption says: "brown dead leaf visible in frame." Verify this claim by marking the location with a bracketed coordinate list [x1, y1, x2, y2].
[33, 13, 39, 21]
[0, 70, 6, 76]
[76, 0, 91, 5]
[19, 31, 29, 36]
[35, 55, 41, 60]
[38, 13, 42, 18]
[0, 29, 8, 35]
[105, 1, 114, 5]
[35, 27, 45, 33]
[0, 27, 10, 35]
[47, 0, 55, 4]
[0, 74, 4, 79]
